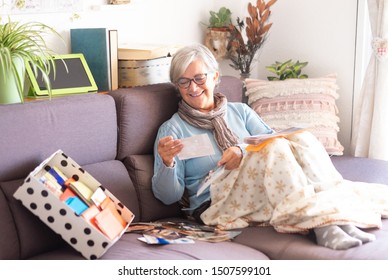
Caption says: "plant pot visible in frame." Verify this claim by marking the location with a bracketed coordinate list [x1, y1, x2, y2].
[0, 57, 26, 104]
[204, 27, 230, 60]
[240, 72, 251, 80]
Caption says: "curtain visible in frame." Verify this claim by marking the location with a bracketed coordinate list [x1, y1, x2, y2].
[351, 0, 388, 160]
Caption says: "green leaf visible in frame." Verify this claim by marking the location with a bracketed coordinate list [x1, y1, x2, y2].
[278, 62, 289, 74]
[265, 58, 309, 80]
[0, 17, 65, 102]
[265, 65, 277, 74]
[208, 7, 232, 28]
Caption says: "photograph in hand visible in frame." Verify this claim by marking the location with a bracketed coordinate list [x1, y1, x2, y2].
[178, 134, 215, 160]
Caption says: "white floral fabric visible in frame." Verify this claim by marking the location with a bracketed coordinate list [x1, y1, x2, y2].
[201, 131, 388, 232]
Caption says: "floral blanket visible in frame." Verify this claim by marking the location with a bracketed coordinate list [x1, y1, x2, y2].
[200, 131, 388, 232]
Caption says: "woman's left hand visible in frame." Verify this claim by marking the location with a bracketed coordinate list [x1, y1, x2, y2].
[217, 146, 243, 170]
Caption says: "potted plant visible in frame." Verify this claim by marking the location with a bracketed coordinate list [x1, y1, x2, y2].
[266, 59, 309, 80]
[208, 7, 232, 30]
[0, 17, 64, 104]
[204, 7, 232, 59]
[227, 0, 277, 79]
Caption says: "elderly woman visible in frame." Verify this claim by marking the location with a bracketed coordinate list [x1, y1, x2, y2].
[152, 43, 388, 250]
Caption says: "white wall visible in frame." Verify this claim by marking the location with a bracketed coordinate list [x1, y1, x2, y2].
[1, 0, 213, 52]
[216, 0, 363, 155]
[2, 0, 367, 154]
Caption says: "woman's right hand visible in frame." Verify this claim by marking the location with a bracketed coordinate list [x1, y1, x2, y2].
[157, 136, 184, 167]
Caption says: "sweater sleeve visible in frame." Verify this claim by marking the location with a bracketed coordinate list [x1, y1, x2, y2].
[151, 121, 186, 205]
[242, 103, 273, 135]
[231, 103, 273, 154]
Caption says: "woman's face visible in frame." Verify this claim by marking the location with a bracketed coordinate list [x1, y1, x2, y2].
[177, 59, 219, 112]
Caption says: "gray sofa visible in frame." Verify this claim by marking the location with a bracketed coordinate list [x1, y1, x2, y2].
[1, 76, 388, 260]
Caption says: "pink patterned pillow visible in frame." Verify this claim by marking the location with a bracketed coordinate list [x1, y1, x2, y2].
[245, 75, 344, 155]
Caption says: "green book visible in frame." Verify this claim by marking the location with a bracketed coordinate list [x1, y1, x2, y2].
[71, 28, 118, 92]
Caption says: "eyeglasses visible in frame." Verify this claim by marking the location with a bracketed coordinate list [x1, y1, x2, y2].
[176, 73, 207, 89]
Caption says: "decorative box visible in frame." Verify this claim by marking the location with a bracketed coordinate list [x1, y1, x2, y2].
[13, 150, 135, 259]
[118, 56, 172, 87]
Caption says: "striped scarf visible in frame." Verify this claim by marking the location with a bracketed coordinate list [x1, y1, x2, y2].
[178, 93, 239, 151]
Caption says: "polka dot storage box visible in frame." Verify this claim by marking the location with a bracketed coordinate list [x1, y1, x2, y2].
[13, 150, 135, 259]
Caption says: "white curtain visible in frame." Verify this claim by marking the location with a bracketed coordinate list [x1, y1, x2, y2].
[351, 0, 388, 160]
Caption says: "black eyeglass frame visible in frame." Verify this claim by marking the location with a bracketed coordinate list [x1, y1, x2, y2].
[176, 73, 208, 89]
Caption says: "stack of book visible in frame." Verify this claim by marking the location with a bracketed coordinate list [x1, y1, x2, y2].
[118, 43, 180, 87]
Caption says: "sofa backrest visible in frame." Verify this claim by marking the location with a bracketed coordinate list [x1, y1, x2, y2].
[108, 76, 244, 222]
[218, 75, 245, 103]
[0, 93, 118, 182]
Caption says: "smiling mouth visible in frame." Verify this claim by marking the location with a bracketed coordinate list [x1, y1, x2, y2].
[189, 90, 204, 97]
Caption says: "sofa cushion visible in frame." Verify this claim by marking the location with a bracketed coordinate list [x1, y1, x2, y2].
[27, 244, 86, 260]
[0, 93, 118, 182]
[124, 155, 182, 221]
[234, 220, 388, 259]
[0, 185, 21, 259]
[245, 75, 344, 155]
[101, 229, 269, 260]
[2, 179, 66, 259]
[218, 75, 245, 102]
[110, 83, 180, 159]
[331, 155, 388, 184]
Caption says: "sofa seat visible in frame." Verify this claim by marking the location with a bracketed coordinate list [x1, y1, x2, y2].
[234, 220, 388, 260]
[331, 155, 388, 184]
[28, 227, 269, 260]
[101, 231, 269, 260]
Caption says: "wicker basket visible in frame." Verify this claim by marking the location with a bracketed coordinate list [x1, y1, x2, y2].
[109, 0, 130, 4]
[118, 56, 172, 87]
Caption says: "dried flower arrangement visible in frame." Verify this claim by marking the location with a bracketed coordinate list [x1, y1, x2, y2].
[227, 0, 277, 77]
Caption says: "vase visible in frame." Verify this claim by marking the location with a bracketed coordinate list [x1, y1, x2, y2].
[239, 72, 251, 80]
[0, 57, 25, 104]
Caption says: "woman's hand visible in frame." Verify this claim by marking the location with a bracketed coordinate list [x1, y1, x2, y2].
[218, 146, 243, 170]
[157, 136, 183, 167]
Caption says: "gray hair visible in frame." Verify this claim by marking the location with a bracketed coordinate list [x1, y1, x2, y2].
[170, 43, 220, 84]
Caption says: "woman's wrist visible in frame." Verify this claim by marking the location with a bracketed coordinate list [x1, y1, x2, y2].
[164, 160, 175, 168]
[235, 145, 244, 158]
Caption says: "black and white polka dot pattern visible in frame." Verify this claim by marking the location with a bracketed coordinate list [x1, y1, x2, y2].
[14, 150, 135, 259]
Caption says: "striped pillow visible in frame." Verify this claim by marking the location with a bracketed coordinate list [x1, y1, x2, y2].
[245, 75, 344, 155]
